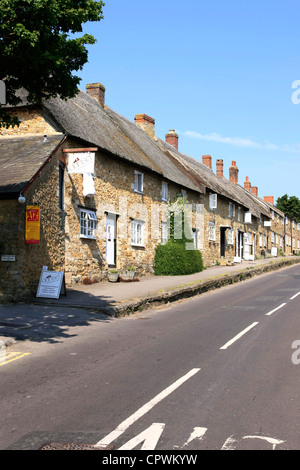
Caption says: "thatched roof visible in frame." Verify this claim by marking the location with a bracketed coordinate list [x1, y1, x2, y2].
[156, 138, 270, 218]
[0, 86, 272, 219]
[0, 134, 64, 196]
[41, 89, 271, 218]
[42, 91, 203, 194]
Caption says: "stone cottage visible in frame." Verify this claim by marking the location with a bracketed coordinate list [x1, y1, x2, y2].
[0, 82, 296, 300]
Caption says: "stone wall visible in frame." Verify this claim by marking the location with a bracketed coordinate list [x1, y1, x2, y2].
[62, 140, 205, 284]
[0, 151, 65, 300]
[0, 107, 61, 137]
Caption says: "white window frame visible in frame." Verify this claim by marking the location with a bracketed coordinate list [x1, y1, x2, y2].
[134, 170, 144, 193]
[208, 221, 215, 241]
[245, 211, 252, 224]
[209, 193, 217, 210]
[131, 220, 144, 247]
[80, 208, 97, 239]
[192, 228, 198, 249]
[162, 182, 168, 202]
[228, 229, 234, 245]
[229, 202, 235, 218]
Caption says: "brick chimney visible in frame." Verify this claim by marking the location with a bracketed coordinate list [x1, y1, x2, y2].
[134, 114, 155, 138]
[165, 129, 178, 150]
[86, 83, 105, 107]
[244, 176, 251, 191]
[216, 159, 223, 177]
[264, 196, 274, 205]
[229, 161, 239, 184]
[251, 186, 258, 197]
[202, 155, 212, 169]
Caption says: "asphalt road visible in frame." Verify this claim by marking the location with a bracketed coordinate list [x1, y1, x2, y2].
[1, 264, 300, 451]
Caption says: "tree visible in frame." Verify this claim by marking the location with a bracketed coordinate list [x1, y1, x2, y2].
[0, 0, 105, 128]
[154, 196, 204, 276]
[276, 194, 300, 223]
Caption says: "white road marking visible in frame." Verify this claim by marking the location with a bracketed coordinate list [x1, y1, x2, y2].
[221, 434, 285, 450]
[220, 322, 259, 350]
[182, 427, 207, 447]
[290, 292, 300, 300]
[118, 423, 165, 450]
[265, 303, 286, 316]
[95, 368, 201, 448]
[242, 435, 285, 450]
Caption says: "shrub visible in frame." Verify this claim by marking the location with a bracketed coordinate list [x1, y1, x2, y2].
[154, 195, 203, 276]
[154, 239, 203, 275]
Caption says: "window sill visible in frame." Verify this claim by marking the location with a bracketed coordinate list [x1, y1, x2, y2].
[131, 244, 145, 248]
[80, 235, 97, 240]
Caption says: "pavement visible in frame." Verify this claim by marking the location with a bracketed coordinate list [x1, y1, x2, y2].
[1, 255, 300, 349]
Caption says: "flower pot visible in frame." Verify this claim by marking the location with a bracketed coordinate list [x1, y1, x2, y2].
[108, 272, 119, 282]
[122, 270, 136, 280]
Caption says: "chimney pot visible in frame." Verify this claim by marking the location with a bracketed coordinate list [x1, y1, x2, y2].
[86, 82, 105, 107]
[244, 176, 251, 191]
[251, 186, 258, 197]
[165, 129, 179, 150]
[264, 196, 274, 205]
[202, 155, 212, 169]
[134, 114, 155, 137]
[229, 161, 239, 184]
[216, 159, 223, 177]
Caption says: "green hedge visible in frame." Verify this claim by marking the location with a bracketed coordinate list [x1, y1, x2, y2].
[154, 239, 204, 276]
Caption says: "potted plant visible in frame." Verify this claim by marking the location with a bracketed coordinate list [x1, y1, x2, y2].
[108, 269, 119, 282]
[120, 266, 137, 280]
[125, 266, 136, 280]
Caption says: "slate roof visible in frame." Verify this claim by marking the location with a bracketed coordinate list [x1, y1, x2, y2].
[0, 134, 64, 196]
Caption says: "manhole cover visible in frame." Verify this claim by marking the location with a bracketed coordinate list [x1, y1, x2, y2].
[39, 442, 113, 450]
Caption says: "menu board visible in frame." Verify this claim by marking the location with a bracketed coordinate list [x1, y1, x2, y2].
[36, 270, 66, 299]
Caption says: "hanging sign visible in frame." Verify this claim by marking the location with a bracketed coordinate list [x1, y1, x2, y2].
[68, 152, 95, 174]
[36, 270, 66, 299]
[25, 206, 40, 244]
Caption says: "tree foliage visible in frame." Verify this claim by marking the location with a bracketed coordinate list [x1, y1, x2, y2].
[0, 0, 105, 127]
[276, 194, 300, 223]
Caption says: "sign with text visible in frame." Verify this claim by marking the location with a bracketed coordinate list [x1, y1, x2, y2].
[25, 206, 40, 244]
[36, 270, 66, 299]
[68, 152, 95, 174]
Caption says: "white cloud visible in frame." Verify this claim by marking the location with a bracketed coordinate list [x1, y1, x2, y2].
[181, 130, 300, 153]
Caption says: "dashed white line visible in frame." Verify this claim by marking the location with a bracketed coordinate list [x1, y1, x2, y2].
[95, 368, 201, 448]
[220, 322, 259, 350]
[290, 292, 300, 300]
[265, 303, 286, 316]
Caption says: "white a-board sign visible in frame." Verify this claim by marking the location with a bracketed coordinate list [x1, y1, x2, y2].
[36, 270, 66, 299]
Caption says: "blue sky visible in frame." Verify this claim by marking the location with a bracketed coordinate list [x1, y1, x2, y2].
[77, 0, 300, 203]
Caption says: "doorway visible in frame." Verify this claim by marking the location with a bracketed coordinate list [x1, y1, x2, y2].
[220, 227, 226, 257]
[234, 230, 244, 263]
[106, 214, 117, 267]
